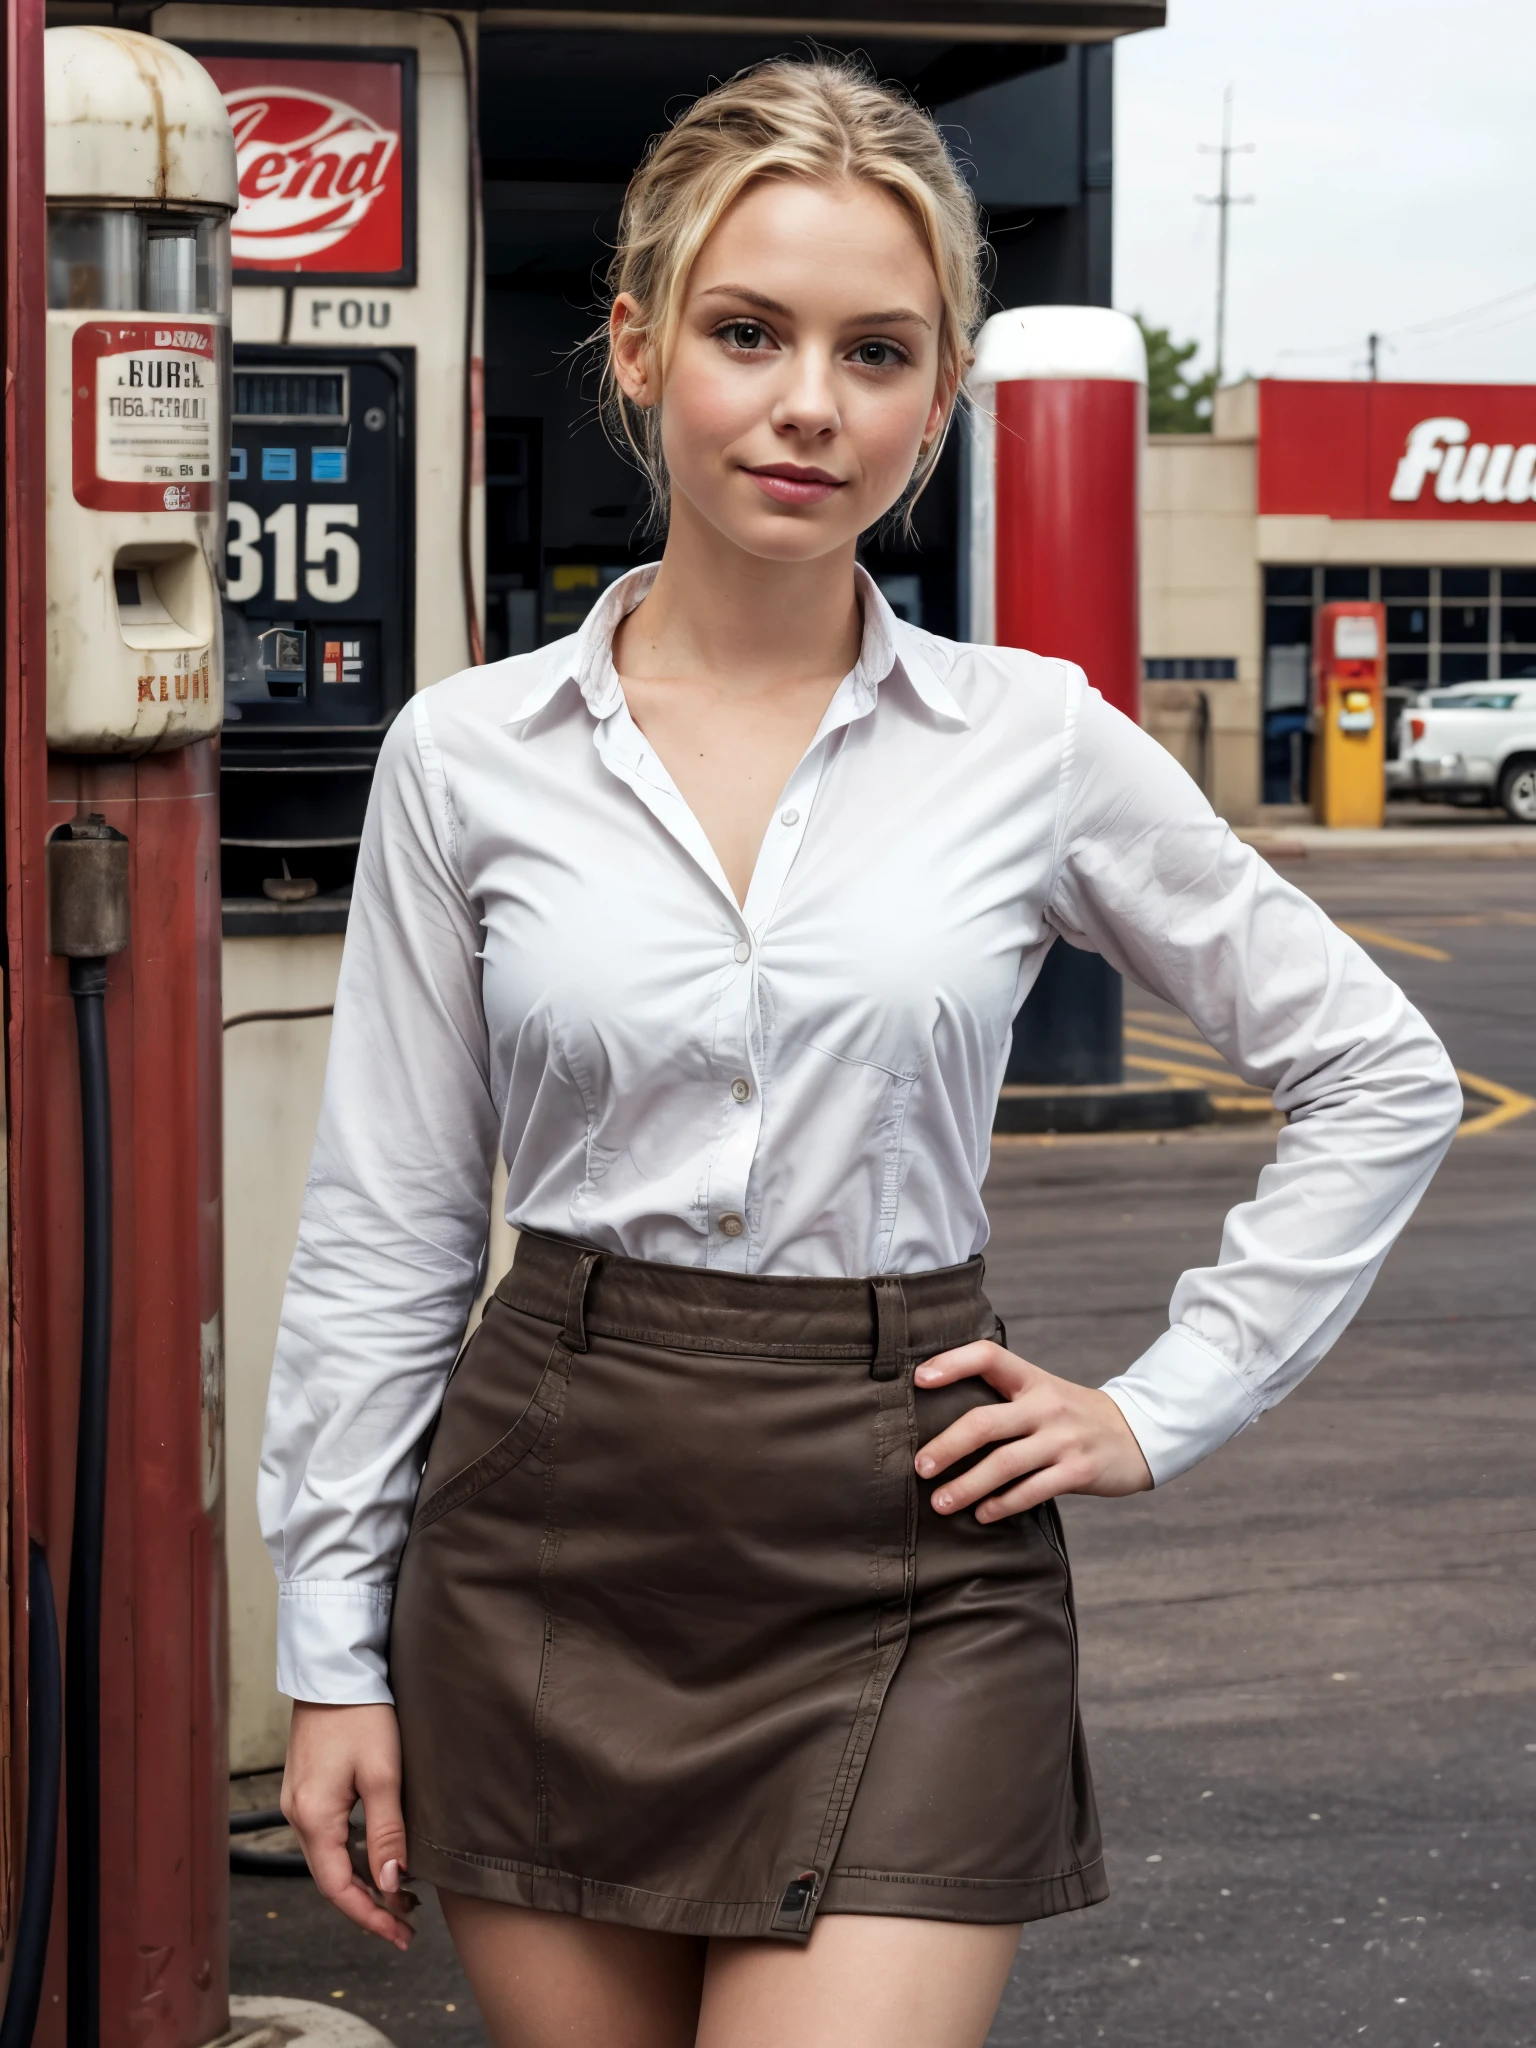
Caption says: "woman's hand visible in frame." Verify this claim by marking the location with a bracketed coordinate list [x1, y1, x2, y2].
[281, 1701, 416, 1949]
[914, 1341, 1153, 1519]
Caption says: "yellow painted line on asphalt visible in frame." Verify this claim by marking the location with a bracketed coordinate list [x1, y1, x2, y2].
[1124, 1052, 1270, 1101]
[1126, 1024, 1226, 1063]
[1455, 1068, 1536, 1138]
[1336, 921, 1452, 963]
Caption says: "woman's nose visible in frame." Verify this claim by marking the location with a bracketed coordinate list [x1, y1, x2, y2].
[769, 350, 841, 439]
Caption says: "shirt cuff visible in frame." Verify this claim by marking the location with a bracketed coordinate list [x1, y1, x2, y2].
[276, 1580, 396, 1706]
[1100, 1325, 1261, 1487]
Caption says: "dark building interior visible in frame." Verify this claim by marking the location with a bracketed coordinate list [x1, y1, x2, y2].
[477, 26, 1115, 655]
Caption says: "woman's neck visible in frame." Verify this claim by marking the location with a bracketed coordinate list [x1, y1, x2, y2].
[615, 493, 863, 689]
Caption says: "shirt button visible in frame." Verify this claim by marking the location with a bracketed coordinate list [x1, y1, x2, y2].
[730, 1077, 751, 1103]
[732, 938, 751, 963]
[779, 807, 800, 827]
[718, 1212, 746, 1238]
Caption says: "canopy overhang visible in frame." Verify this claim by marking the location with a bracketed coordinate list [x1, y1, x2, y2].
[478, 2, 1165, 40]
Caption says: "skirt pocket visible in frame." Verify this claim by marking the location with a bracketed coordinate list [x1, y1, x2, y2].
[412, 1302, 569, 1533]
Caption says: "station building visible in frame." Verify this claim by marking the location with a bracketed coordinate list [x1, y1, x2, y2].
[1143, 377, 1536, 822]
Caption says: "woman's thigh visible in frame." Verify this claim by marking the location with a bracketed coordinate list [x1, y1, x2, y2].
[697, 1914, 1022, 2048]
[439, 1892, 706, 2048]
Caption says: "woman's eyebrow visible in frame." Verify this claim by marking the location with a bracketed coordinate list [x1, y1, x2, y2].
[696, 284, 931, 329]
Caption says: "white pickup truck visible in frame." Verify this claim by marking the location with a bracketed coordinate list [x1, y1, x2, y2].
[1393, 683, 1536, 822]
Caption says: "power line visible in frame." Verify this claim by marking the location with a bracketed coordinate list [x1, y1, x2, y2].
[1195, 85, 1255, 387]
[1277, 279, 1536, 372]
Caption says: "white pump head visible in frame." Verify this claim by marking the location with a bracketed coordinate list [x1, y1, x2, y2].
[45, 27, 237, 213]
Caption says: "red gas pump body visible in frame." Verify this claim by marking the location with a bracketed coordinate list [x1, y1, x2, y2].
[33, 750, 228, 2041]
[4, 12, 232, 2040]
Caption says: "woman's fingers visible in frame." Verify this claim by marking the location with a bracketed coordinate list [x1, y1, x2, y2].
[914, 1343, 1041, 1483]
[913, 1354, 1155, 1511]
[282, 1701, 415, 1951]
[915, 1339, 1027, 1394]
[931, 1436, 1063, 1515]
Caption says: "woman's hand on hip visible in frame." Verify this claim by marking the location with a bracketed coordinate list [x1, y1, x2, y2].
[914, 1341, 1153, 1520]
[282, 1700, 416, 1949]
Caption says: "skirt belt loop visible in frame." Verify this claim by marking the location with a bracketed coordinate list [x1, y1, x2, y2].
[869, 1275, 908, 1381]
[562, 1249, 600, 1353]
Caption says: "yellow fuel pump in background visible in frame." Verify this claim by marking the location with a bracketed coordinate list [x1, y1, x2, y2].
[1312, 600, 1387, 829]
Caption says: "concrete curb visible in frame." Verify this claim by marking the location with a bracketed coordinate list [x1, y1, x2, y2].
[228, 1997, 397, 2048]
[1238, 825, 1536, 859]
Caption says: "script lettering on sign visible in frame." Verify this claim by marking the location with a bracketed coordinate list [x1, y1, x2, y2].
[200, 54, 411, 279]
[1390, 418, 1536, 507]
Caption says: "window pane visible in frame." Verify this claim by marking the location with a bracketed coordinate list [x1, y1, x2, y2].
[1502, 656, 1536, 679]
[1440, 651, 1495, 684]
[1381, 567, 1429, 599]
[1442, 567, 1491, 599]
[1265, 604, 1313, 647]
[1440, 602, 1491, 646]
[1501, 569, 1536, 600]
[1264, 565, 1313, 599]
[1323, 567, 1370, 599]
[1386, 604, 1429, 644]
[1499, 603, 1536, 648]
[1387, 651, 1428, 687]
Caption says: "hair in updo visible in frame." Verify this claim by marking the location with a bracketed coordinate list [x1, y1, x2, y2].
[600, 55, 986, 525]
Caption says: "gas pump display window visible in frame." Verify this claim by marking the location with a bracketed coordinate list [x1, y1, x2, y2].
[48, 206, 230, 314]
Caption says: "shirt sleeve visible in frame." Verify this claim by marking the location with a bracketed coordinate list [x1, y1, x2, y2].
[257, 693, 501, 1704]
[1045, 666, 1462, 1486]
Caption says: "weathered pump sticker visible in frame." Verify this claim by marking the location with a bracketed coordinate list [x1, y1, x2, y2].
[72, 320, 221, 512]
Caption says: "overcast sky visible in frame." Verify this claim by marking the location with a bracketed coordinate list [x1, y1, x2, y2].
[1114, 0, 1536, 387]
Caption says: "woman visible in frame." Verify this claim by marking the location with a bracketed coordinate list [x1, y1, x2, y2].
[262, 57, 1460, 2048]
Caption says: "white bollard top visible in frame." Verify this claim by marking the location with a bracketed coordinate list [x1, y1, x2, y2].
[970, 305, 1148, 387]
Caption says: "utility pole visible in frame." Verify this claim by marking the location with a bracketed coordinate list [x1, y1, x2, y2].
[1367, 332, 1380, 380]
[1197, 85, 1255, 388]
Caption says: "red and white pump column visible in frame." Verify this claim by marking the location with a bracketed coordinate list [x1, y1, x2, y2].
[966, 306, 1147, 1087]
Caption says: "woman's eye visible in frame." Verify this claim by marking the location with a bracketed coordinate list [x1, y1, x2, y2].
[721, 321, 768, 351]
[852, 339, 905, 369]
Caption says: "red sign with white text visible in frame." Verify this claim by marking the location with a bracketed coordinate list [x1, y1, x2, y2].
[198, 53, 411, 280]
[1258, 380, 1536, 521]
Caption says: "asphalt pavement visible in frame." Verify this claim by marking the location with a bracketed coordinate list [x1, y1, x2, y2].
[233, 851, 1536, 2047]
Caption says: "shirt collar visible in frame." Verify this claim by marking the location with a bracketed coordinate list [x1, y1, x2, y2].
[507, 559, 968, 730]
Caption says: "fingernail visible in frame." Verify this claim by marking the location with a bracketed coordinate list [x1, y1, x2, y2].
[379, 1859, 400, 1893]
[916, 1456, 935, 1476]
[916, 1367, 936, 1383]
[934, 1491, 951, 1510]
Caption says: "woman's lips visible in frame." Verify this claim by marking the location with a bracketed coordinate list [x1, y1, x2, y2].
[745, 466, 845, 506]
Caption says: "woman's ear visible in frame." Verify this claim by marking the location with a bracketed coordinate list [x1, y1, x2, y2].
[610, 295, 657, 409]
[922, 362, 962, 451]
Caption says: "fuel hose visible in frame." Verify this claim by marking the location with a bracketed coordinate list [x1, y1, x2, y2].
[46, 815, 131, 2048]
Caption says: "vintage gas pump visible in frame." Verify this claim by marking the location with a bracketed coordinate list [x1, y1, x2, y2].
[967, 305, 1146, 1105]
[6, 27, 235, 2045]
[1312, 601, 1387, 830]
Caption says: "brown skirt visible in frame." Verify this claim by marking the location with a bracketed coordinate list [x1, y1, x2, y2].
[390, 1230, 1106, 1941]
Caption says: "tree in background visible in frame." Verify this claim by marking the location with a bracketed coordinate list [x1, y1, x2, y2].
[1136, 316, 1217, 433]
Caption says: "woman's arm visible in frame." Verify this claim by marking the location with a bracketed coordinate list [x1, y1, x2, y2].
[917, 666, 1461, 1513]
[258, 692, 501, 1701]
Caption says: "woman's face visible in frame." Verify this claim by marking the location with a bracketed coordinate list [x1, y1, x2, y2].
[613, 177, 951, 563]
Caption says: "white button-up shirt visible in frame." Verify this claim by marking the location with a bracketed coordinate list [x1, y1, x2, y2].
[260, 564, 1461, 1704]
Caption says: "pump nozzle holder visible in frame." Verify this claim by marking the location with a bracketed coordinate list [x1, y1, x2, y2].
[47, 814, 130, 961]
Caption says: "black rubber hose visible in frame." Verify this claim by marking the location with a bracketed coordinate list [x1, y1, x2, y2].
[65, 956, 111, 2048]
[0, 1545, 63, 2048]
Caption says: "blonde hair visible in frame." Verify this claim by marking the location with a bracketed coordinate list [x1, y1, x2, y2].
[601, 55, 986, 526]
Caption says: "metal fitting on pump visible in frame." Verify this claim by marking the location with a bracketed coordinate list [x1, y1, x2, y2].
[47, 813, 130, 965]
